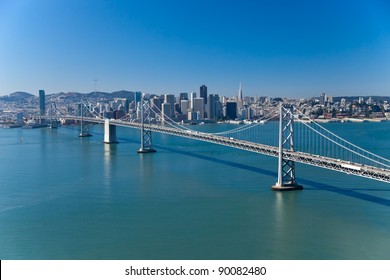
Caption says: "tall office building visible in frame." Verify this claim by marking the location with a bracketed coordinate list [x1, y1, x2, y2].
[215, 100, 222, 119]
[161, 102, 171, 123]
[320, 93, 326, 105]
[135, 92, 142, 105]
[237, 83, 243, 110]
[226, 102, 237, 120]
[207, 94, 220, 120]
[39, 90, 45, 116]
[193, 97, 204, 120]
[238, 83, 243, 101]
[180, 100, 189, 116]
[164, 94, 175, 118]
[200, 85, 207, 104]
[190, 92, 197, 109]
[179, 92, 188, 102]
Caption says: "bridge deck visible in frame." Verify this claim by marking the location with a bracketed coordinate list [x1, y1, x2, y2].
[65, 117, 390, 184]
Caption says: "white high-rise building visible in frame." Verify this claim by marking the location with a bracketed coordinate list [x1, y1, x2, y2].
[180, 100, 189, 115]
[190, 92, 197, 109]
[237, 83, 243, 110]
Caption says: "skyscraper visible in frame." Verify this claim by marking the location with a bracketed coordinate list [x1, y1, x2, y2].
[161, 102, 171, 123]
[320, 93, 326, 105]
[193, 97, 204, 120]
[207, 94, 220, 120]
[237, 83, 243, 110]
[164, 94, 175, 118]
[200, 85, 207, 104]
[226, 102, 237, 120]
[180, 99, 189, 118]
[179, 92, 188, 101]
[190, 92, 197, 109]
[39, 90, 45, 116]
[238, 83, 243, 101]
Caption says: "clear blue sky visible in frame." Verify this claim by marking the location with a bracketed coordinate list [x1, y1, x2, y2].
[1, 0, 389, 97]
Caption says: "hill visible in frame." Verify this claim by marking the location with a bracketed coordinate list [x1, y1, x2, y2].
[0, 91, 36, 101]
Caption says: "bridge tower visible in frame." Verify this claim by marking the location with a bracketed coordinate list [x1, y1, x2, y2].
[272, 103, 303, 191]
[137, 97, 156, 153]
[79, 101, 92, 137]
[49, 102, 59, 129]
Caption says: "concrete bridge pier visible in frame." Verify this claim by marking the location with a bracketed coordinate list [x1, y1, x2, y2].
[103, 119, 118, 144]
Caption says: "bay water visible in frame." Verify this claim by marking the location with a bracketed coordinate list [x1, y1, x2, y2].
[1, 122, 390, 259]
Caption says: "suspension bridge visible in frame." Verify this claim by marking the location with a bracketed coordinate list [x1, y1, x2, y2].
[48, 98, 390, 190]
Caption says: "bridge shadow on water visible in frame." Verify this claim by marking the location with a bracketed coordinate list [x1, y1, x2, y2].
[151, 143, 390, 208]
[110, 134, 390, 207]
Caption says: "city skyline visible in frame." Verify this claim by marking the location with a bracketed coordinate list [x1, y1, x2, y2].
[1, 0, 390, 97]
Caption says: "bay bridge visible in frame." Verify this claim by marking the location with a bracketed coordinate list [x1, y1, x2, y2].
[49, 98, 390, 190]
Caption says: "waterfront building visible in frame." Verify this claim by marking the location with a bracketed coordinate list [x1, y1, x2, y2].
[187, 108, 193, 121]
[226, 101, 237, 120]
[16, 112, 23, 126]
[238, 108, 247, 120]
[216, 100, 223, 119]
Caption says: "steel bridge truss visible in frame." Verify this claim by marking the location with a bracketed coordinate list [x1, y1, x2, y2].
[137, 98, 156, 153]
[272, 104, 303, 190]
[78, 101, 92, 137]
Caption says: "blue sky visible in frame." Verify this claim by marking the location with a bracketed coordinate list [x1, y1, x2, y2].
[0, 0, 389, 97]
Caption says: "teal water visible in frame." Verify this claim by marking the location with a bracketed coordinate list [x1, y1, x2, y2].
[1, 122, 390, 259]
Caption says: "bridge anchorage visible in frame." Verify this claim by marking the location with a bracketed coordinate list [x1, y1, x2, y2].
[137, 97, 156, 153]
[78, 101, 92, 137]
[272, 104, 303, 191]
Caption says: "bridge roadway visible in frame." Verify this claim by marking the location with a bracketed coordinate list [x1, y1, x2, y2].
[65, 116, 390, 184]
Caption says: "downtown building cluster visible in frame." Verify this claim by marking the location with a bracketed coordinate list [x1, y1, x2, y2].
[1, 87, 390, 127]
[91, 84, 257, 124]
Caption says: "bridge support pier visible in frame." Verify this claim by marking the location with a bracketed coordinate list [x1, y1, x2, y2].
[272, 103, 303, 191]
[137, 97, 156, 153]
[103, 119, 118, 144]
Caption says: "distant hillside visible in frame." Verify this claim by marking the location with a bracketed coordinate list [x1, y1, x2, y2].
[47, 90, 135, 100]
[332, 96, 390, 103]
[0, 91, 36, 101]
[111, 90, 135, 98]
[1, 90, 137, 104]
